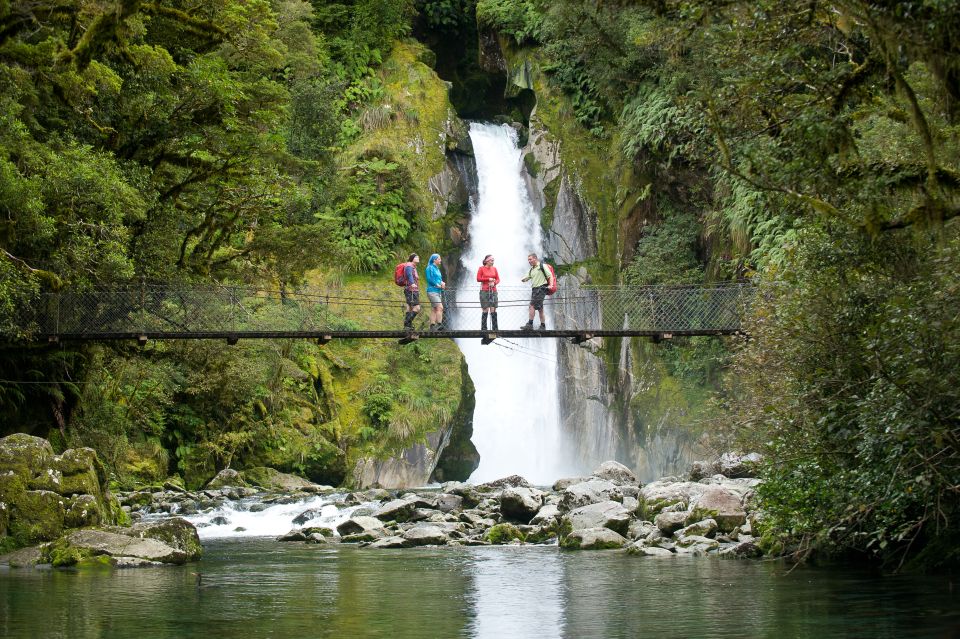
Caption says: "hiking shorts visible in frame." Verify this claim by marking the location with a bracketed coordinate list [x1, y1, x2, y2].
[479, 290, 498, 309]
[530, 286, 547, 311]
[427, 292, 443, 308]
[405, 289, 420, 308]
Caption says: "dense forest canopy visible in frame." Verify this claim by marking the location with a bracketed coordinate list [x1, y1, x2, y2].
[1, 0, 957, 569]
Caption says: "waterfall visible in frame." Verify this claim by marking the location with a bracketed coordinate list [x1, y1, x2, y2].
[454, 123, 578, 485]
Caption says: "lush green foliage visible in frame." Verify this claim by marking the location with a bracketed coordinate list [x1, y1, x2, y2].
[327, 156, 419, 271]
[732, 225, 960, 569]
[476, 0, 541, 45]
[623, 206, 701, 286]
[509, 0, 960, 568]
[0, 0, 463, 491]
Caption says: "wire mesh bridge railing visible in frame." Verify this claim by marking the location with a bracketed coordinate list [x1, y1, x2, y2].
[17, 282, 754, 342]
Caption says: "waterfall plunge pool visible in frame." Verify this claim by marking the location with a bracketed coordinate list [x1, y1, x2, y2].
[2, 538, 957, 638]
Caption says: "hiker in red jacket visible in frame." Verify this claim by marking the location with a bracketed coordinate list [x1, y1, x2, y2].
[476, 254, 500, 331]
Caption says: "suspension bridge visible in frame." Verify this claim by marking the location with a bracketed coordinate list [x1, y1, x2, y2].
[16, 282, 753, 344]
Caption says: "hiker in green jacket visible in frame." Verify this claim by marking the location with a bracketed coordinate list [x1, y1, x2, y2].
[520, 252, 553, 331]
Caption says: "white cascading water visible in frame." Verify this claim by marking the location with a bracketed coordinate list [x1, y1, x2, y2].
[456, 123, 577, 485]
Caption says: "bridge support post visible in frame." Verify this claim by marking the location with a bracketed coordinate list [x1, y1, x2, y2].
[226, 336, 239, 345]
[137, 335, 148, 347]
[316, 335, 332, 345]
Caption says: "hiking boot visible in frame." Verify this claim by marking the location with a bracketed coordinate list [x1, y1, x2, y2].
[521, 322, 533, 331]
[539, 324, 547, 331]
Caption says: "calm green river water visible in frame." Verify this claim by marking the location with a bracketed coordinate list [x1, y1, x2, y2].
[1, 539, 957, 638]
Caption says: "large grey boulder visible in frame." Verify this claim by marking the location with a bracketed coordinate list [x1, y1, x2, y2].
[719, 540, 762, 559]
[562, 501, 631, 536]
[477, 475, 531, 491]
[552, 476, 590, 491]
[626, 541, 675, 557]
[374, 498, 419, 522]
[433, 493, 464, 513]
[113, 518, 203, 561]
[654, 511, 689, 536]
[627, 520, 659, 541]
[560, 527, 627, 550]
[675, 535, 720, 554]
[366, 536, 408, 549]
[499, 486, 545, 524]
[689, 487, 747, 532]
[530, 504, 561, 526]
[675, 518, 718, 540]
[402, 524, 450, 546]
[337, 516, 386, 537]
[0, 545, 44, 567]
[591, 461, 638, 486]
[639, 481, 705, 514]
[559, 479, 623, 512]
[53, 530, 191, 565]
[717, 452, 762, 478]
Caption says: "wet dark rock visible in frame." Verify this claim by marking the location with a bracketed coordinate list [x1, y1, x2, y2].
[499, 487, 545, 524]
[477, 475, 531, 491]
[292, 508, 325, 525]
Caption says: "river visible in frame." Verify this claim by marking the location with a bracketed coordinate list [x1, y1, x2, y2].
[1, 538, 956, 638]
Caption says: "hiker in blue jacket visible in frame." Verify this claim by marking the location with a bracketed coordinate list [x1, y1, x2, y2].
[425, 253, 446, 331]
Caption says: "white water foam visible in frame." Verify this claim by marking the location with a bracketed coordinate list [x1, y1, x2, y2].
[180, 495, 376, 539]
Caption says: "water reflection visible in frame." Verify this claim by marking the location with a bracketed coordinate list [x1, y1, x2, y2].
[466, 547, 566, 638]
[1, 541, 958, 638]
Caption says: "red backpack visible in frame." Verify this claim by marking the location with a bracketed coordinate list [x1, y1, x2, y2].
[540, 263, 558, 295]
[394, 262, 409, 286]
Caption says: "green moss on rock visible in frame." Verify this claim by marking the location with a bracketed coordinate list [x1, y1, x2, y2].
[485, 523, 526, 544]
[10, 490, 64, 545]
[46, 537, 91, 567]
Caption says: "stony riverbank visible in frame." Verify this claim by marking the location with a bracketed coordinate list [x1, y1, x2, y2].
[2, 430, 766, 566]
[122, 454, 766, 557]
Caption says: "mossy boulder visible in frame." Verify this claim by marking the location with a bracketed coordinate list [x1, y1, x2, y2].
[54, 448, 107, 498]
[64, 494, 104, 528]
[45, 529, 196, 566]
[0, 434, 54, 480]
[113, 518, 202, 561]
[241, 467, 315, 491]
[9, 490, 65, 544]
[484, 523, 526, 545]
[1, 434, 123, 551]
[206, 468, 248, 490]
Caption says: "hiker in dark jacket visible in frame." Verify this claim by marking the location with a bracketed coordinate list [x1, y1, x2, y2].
[402, 253, 421, 331]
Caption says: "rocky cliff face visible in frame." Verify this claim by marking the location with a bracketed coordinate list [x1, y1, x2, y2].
[518, 111, 707, 482]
